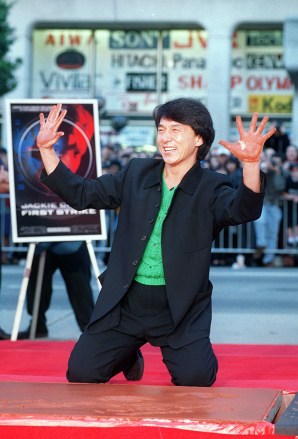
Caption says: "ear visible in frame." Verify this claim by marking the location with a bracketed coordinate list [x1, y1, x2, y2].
[195, 135, 204, 147]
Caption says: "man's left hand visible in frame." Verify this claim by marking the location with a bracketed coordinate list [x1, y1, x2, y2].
[219, 113, 276, 163]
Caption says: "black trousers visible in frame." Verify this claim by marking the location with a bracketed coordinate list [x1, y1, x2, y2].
[67, 281, 218, 386]
[26, 243, 94, 332]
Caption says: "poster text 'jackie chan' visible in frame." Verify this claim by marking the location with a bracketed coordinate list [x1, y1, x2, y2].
[20, 202, 96, 216]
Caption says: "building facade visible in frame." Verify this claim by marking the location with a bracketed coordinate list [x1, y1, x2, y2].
[2, 0, 298, 149]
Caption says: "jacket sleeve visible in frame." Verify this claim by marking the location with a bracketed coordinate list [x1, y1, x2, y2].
[40, 160, 131, 211]
[212, 170, 266, 234]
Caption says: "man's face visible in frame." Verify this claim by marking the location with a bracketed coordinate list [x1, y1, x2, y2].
[157, 118, 203, 169]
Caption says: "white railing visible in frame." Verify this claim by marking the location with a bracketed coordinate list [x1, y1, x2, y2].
[1, 194, 298, 261]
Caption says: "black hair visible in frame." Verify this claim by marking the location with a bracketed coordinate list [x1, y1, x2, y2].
[289, 161, 298, 171]
[153, 98, 215, 160]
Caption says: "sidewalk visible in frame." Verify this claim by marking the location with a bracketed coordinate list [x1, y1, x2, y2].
[0, 261, 103, 340]
[1, 263, 298, 344]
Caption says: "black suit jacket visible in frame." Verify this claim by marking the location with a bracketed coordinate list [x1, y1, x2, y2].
[42, 158, 265, 347]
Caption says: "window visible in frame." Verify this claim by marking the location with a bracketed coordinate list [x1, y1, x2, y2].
[32, 28, 207, 115]
[231, 29, 293, 117]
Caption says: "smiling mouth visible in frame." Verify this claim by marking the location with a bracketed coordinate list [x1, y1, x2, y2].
[164, 147, 176, 152]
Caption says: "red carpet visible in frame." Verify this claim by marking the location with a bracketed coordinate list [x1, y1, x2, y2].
[0, 341, 297, 391]
[0, 426, 295, 439]
[0, 342, 297, 438]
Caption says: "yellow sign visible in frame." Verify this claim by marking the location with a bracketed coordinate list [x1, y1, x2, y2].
[248, 95, 292, 114]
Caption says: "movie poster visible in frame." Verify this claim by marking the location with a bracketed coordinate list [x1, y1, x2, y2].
[6, 99, 106, 243]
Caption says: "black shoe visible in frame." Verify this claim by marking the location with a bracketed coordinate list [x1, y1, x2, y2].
[123, 349, 144, 381]
[17, 327, 48, 340]
[0, 327, 10, 340]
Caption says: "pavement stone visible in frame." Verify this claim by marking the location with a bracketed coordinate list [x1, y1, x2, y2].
[1, 263, 298, 344]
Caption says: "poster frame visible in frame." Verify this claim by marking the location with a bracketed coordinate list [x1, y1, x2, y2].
[6, 98, 107, 244]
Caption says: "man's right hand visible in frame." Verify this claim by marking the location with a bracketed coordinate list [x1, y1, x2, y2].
[37, 103, 67, 150]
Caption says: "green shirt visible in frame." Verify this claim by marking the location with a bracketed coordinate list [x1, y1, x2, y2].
[134, 176, 176, 285]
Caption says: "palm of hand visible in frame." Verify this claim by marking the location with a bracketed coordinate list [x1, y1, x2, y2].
[36, 104, 67, 149]
[219, 113, 276, 163]
[37, 123, 57, 149]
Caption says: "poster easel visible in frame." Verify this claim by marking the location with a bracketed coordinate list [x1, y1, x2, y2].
[6, 99, 106, 341]
[10, 240, 102, 341]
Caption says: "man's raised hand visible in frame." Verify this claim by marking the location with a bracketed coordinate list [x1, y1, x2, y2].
[37, 103, 67, 150]
[219, 113, 276, 163]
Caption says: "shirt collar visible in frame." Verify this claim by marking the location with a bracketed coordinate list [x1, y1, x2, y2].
[179, 160, 203, 194]
[143, 159, 203, 195]
[143, 160, 164, 188]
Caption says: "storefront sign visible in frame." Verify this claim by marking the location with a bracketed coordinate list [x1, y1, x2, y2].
[31, 28, 293, 116]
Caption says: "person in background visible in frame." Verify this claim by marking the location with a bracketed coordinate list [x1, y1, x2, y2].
[264, 121, 290, 160]
[35, 100, 275, 387]
[225, 156, 242, 190]
[98, 159, 122, 267]
[213, 147, 230, 174]
[0, 149, 11, 264]
[283, 162, 298, 247]
[0, 163, 10, 339]
[253, 149, 286, 267]
[282, 145, 298, 174]
[18, 241, 95, 338]
[225, 156, 246, 268]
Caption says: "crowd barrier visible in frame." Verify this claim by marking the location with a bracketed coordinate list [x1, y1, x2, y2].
[1, 194, 298, 264]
